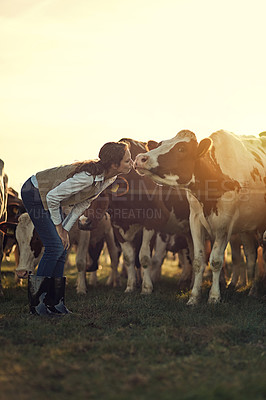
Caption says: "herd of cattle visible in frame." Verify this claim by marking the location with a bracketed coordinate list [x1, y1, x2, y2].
[0, 130, 265, 304]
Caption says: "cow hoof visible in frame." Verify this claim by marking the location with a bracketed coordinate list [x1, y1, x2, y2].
[76, 288, 87, 295]
[248, 287, 258, 298]
[208, 296, 221, 304]
[141, 288, 153, 295]
[124, 286, 135, 293]
[186, 296, 199, 306]
[106, 276, 113, 286]
[106, 276, 120, 287]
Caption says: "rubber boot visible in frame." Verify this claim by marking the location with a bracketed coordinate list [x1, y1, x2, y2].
[28, 275, 53, 316]
[47, 277, 72, 314]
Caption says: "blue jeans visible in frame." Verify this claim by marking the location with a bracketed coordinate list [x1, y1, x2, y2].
[21, 178, 67, 277]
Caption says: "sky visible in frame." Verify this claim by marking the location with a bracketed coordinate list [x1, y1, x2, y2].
[1, 0, 266, 192]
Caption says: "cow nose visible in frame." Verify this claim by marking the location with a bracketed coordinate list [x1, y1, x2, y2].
[134, 154, 149, 168]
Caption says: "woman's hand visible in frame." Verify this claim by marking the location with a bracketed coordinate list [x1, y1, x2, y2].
[55, 223, 70, 250]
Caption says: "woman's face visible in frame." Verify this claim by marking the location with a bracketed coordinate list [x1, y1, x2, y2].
[116, 148, 133, 174]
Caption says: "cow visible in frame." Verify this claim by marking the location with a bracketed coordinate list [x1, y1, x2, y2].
[0, 160, 8, 296]
[75, 210, 120, 294]
[134, 129, 266, 304]
[102, 138, 193, 294]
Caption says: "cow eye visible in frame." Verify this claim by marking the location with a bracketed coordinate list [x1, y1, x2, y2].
[178, 146, 185, 152]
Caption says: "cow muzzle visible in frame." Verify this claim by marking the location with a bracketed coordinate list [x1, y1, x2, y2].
[78, 216, 94, 231]
[133, 154, 151, 176]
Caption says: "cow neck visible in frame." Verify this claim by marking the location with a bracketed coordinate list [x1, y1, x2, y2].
[188, 150, 241, 216]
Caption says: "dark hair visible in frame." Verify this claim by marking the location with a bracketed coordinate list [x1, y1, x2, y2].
[68, 141, 129, 178]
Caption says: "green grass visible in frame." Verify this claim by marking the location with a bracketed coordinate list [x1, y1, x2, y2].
[0, 254, 265, 400]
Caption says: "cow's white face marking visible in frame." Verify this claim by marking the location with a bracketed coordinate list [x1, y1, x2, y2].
[134, 130, 197, 186]
[153, 172, 195, 188]
[16, 213, 42, 272]
[138, 169, 180, 186]
[139, 133, 194, 171]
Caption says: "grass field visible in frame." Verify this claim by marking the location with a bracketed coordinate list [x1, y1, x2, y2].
[0, 253, 265, 400]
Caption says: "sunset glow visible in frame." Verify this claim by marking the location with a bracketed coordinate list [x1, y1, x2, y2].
[1, 0, 266, 192]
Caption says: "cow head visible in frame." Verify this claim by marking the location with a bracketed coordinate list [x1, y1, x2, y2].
[0, 188, 27, 237]
[15, 213, 43, 275]
[134, 130, 212, 187]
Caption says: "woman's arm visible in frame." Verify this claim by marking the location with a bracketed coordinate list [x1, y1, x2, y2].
[61, 176, 117, 232]
[46, 171, 94, 226]
[55, 223, 70, 250]
[62, 199, 92, 232]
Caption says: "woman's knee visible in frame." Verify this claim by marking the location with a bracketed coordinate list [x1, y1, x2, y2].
[45, 240, 65, 258]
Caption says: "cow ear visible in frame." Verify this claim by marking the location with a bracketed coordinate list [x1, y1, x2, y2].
[147, 140, 158, 150]
[197, 138, 212, 158]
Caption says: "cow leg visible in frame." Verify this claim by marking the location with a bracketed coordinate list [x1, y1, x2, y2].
[151, 233, 167, 283]
[0, 232, 4, 296]
[139, 228, 155, 294]
[255, 245, 266, 296]
[237, 252, 248, 288]
[105, 229, 120, 288]
[177, 247, 193, 292]
[87, 239, 105, 286]
[228, 235, 246, 289]
[88, 271, 97, 286]
[187, 215, 206, 306]
[13, 244, 23, 286]
[208, 234, 228, 304]
[64, 246, 73, 270]
[240, 233, 260, 297]
[87, 251, 97, 287]
[76, 231, 91, 295]
[121, 241, 136, 293]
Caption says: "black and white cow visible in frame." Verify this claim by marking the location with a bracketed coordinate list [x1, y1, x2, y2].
[98, 138, 193, 294]
[134, 130, 266, 304]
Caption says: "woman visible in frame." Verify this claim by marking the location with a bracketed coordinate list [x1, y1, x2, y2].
[19, 141, 132, 316]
